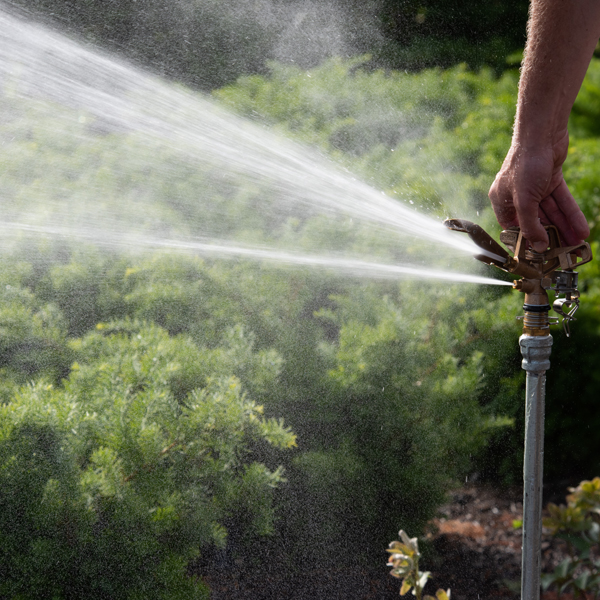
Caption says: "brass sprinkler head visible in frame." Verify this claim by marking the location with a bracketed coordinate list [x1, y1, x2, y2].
[444, 219, 593, 337]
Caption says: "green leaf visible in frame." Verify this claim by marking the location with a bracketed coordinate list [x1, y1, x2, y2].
[541, 573, 556, 591]
[587, 521, 600, 543]
[556, 558, 574, 579]
[559, 580, 574, 595]
[586, 574, 600, 590]
[575, 571, 591, 591]
[559, 533, 594, 556]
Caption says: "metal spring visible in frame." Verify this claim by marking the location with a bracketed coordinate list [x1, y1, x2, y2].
[523, 310, 550, 331]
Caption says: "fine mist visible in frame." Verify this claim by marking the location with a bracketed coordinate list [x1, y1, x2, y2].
[6, 0, 385, 90]
[0, 4, 504, 286]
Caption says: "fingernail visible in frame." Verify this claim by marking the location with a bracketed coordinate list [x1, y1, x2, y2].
[532, 241, 547, 253]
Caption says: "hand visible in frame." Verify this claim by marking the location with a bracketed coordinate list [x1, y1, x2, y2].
[488, 130, 589, 252]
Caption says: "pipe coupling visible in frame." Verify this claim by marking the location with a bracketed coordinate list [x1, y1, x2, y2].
[519, 334, 553, 372]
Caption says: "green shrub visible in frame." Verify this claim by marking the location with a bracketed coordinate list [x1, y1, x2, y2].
[215, 57, 520, 227]
[0, 320, 294, 599]
[216, 56, 600, 488]
[272, 282, 521, 566]
[542, 477, 600, 598]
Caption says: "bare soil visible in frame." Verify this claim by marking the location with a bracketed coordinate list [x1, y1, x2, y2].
[428, 485, 576, 600]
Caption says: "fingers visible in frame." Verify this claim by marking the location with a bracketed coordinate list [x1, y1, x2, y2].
[488, 152, 590, 251]
[514, 193, 549, 252]
[539, 195, 579, 246]
[488, 179, 519, 229]
[537, 181, 589, 246]
[489, 178, 549, 251]
[551, 179, 590, 239]
[491, 201, 518, 229]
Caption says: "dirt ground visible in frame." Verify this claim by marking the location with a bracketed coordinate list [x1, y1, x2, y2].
[427, 485, 586, 600]
[203, 484, 577, 600]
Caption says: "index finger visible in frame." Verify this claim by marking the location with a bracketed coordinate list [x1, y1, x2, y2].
[514, 194, 549, 252]
[551, 179, 590, 240]
[489, 181, 518, 229]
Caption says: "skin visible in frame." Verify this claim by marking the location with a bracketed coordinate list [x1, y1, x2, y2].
[489, 0, 600, 252]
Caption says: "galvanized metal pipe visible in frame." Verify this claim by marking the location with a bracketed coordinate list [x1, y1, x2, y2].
[519, 334, 553, 600]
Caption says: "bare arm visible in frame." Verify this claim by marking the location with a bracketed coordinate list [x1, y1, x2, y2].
[489, 0, 600, 252]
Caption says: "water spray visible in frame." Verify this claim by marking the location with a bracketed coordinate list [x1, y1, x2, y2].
[444, 218, 592, 600]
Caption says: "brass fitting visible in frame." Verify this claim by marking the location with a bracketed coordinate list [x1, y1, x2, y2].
[443, 219, 593, 337]
[513, 278, 551, 336]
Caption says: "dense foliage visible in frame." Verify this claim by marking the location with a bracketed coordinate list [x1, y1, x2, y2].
[3, 45, 600, 595]
[217, 57, 600, 483]
[0, 246, 514, 575]
[0, 282, 296, 597]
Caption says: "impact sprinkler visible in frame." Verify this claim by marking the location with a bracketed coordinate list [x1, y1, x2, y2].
[444, 218, 593, 600]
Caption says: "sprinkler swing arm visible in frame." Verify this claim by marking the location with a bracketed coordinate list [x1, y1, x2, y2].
[444, 218, 592, 600]
[444, 218, 592, 337]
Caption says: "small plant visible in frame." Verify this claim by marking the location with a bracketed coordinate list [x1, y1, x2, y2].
[387, 530, 450, 600]
[541, 477, 600, 598]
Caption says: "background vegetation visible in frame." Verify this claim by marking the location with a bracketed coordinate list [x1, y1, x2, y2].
[3, 0, 600, 597]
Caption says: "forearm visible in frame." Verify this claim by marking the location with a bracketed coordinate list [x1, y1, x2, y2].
[515, 0, 600, 148]
[489, 0, 597, 248]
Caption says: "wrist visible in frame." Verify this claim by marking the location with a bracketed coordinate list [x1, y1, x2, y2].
[511, 115, 569, 153]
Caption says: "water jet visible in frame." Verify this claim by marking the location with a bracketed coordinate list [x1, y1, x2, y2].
[0, 5, 493, 278]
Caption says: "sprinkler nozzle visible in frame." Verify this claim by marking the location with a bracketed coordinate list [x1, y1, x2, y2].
[444, 218, 510, 268]
[443, 219, 593, 336]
